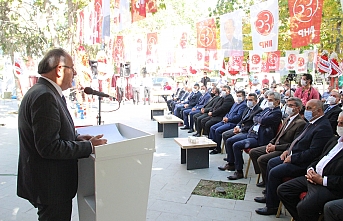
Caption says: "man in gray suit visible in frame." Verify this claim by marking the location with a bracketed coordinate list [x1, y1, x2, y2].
[17, 48, 107, 221]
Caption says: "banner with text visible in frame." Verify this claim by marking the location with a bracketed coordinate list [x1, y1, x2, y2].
[220, 10, 243, 57]
[296, 52, 308, 74]
[250, 0, 279, 52]
[249, 51, 262, 73]
[285, 50, 300, 71]
[288, 0, 323, 48]
[196, 18, 217, 50]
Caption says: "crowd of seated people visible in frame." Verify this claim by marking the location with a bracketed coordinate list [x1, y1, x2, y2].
[165, 76, 343, 220]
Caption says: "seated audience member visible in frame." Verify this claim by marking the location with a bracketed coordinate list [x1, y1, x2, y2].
[174, 84, 201, 118]
[161, 82, 172, 102]
[199, 85, 235, 136]
[181, 85, 211, 132]
[222, 92, 282, 180]
[167, 83, 185, 111]
[172, 87, 192, 113]
[277, 112, 343, 221]
[259, 90, 271, 110]
[322, 85, 333, 102]
[324, 199, 343, 221]
[193, 88, 221, 136]
[249, 97, 306, 187]
[208, 90, 247, 154]
[255, 99, 333, 216]
[324, 89, 342, 135]
[280, 89, 294, 118]
[220, 93, 263, 155]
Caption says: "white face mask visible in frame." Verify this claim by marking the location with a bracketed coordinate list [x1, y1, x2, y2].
[327, 96, 336, 105]
[301, 79, 307, 86]
[193, 88, 198, 93]
[337, 126, 343, 137]
[200, 89, 206, 94]
[268, 101, 275, 109]
[285, 106, 294, 116]
[247, 100, 254, 108]
[220, 91, 227, 97]
[237, 97, 243, 103]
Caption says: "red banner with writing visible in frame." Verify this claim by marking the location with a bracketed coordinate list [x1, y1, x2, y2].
[196, 18, 217, 50]
[266, 51, 280, 71]
[288, 0, 323, 48]
[147, 0, 157, 13]
[131, 0, 145, 23]
[94, 0, 102, 43]
[113, 36, 124, 63]
[147, 32, 158, 56]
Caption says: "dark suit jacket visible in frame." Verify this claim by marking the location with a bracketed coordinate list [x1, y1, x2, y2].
[236, 105, 263, 133]
[270, 114, 306, 151]
[187, 91, 201, 107]
[290, 116, 333, 167]
[309, 136, 343, 197]
[225, 100, 247, 125]
[323, 104, 341, 135]
[17, 78, 92, 205]
[194, 92, 211, 109]
[175, 89, 185, 101]
[211, 94, 235, 117]
[203, 96, 220, 113]
[249, 106, 282, 146]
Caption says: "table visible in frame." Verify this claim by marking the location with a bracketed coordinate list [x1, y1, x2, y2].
[150, 103, 168, 119]
[174, 137, 217, 170]
[151, 90, 173, 103]
[153, 115, 183, 138]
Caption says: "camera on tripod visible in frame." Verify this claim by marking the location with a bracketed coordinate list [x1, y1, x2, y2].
[286, 71, 297, 82]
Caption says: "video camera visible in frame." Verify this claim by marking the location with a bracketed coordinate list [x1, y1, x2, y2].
[286, 71, 297, 82]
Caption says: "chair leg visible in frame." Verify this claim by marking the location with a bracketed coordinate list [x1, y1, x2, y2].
[290, 218, 294, 221]
[256, 174, 261, 184]
[318, 214, 324, 221]
[276, 201, 283, 218]
[244, 157, 251, 179]
[221, 139, 225, 154]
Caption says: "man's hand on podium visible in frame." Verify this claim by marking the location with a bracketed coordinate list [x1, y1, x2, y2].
[90, 134, 108, 153]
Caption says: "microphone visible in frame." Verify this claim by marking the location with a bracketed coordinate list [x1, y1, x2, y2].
[84, 87, 115, 100]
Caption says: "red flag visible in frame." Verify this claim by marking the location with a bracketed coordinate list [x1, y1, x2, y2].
[220, 60, 226, 76]
[196, 18, 217, 50]
[146, 0, 157, 13]
[78, 10, 84, 44]
[266, 51, 280, 71]
[131, 0, 145, 22]
[139, 0, 146, 17]
[228, 53, 243, 75]
[114, 36, 124, 63]
[94, 0, 102, 43]
[146, 32, 157, 56]
[288, 0, 323, 48]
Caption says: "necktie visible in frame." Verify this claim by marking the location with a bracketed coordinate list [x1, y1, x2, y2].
[61, 95, 67, 106]
[243, 109, 251, 120]
[274, 117, 290, 145]
[287, 123, 311, 155]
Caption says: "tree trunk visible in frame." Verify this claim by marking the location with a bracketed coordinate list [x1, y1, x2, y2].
[335, 20, 341, 53]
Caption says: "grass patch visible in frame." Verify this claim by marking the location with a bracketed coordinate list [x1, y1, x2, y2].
[192, 179, 247, 200]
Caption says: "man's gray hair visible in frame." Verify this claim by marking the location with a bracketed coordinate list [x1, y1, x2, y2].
[268, 92, 281, 101]
[287, 97, 302, 109]
[38, 48, 69, 74]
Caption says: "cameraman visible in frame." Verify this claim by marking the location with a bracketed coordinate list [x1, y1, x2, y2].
[294, 73, 319, 106]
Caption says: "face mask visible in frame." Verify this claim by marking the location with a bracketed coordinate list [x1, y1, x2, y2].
[210, 92, 215, 97]
[327, 96, 336, 105]
[268, 102, 274, 109]
[220, 91, 226, 97]
[304, 110, 313, 121]
[285, 106, 294, 116]
[193, 88, 198, 93]
[237, 97, 243, 103]
[247, 100, 254, 108]
[301, 79, 307, 86]
[200, 90, 205, 94]
[337, 126, 343, 137]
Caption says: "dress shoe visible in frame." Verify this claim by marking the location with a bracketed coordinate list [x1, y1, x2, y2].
[228, 172, 244, 180]
[195, 134, 201, 137]
[223, 158, 228, 161]
[255, 207, 278, 215]
[192, 133, 199, 136]
[262, 189, 266, 195]
[180, 126, 190, 130]
[256, 181, 265, 188]
[254, 196, 266, 203]
[210, 150, 219, 155]
[218, 164, 235, 171]
[188, 129, 194, 133]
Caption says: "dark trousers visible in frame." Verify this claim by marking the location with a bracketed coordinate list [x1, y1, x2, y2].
[324, 199, 343, 221]
[194, 113, 208, 133]
[222, 129, 236, 142]
[30, 199, 72, 221]
[200, 116, 222, 135]
[277, 176, 341, 221]
[249, 146, 283, 182]
[209, 122, 236, 152]
[265, 157, 307, 209]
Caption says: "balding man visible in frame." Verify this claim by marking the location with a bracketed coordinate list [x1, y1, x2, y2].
[17, 48, 107, 220]
[255, 99, 333, 216]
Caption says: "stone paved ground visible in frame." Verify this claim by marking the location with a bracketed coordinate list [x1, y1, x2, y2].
[0, 98, 291, 221]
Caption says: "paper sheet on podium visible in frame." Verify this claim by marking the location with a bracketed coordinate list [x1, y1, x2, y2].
[76, 124, 125, 144]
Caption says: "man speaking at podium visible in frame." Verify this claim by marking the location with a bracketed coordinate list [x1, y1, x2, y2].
[17, 48, 107, 221]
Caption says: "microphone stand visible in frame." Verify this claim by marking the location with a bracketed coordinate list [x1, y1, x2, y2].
[97, 96, 102, 125]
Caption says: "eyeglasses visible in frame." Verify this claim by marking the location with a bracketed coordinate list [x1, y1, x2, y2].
[60, 65, 75, 74]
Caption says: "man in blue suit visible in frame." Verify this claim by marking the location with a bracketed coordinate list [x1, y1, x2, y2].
[181, 85, 211, 132]
[209, 90, 247, 154]
[172, 87, 192, 113]
[175, 84, 201, 118]
[255, 99, 333, 216]
[225, 92, 283, 180]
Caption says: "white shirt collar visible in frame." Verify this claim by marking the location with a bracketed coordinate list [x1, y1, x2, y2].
[40, 76, 63, 97]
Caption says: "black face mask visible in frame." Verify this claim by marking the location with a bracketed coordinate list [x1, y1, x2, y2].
[210, 93, 215, 97]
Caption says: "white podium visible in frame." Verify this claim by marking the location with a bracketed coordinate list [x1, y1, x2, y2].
[76, 123, 155, 221]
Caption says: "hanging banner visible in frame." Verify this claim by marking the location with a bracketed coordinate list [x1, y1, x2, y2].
[304, 50, 317, 73]
[220, 10, 243, 57]
[208, 50, 224, 71]
[266, 51, 280, 71]
[131, 0, 145, 23]
[296, 52, 308, 74]
[278, 57, 288, 77]
[102, 0, 110, 38]
[228, 53, 243, 75]
[139, 0, 146, 17]
[285, 50, 299, 71]
[146, 0, 157, 13]
[250, 0, 279, 52]
[196, 18, 217, 50]
[114, 36, 124, 63]
[119, 0, 131, 30]
[77, 10, 84, 44]
[94, 0, 102, 43]
[249, 51, 262, 73]
[146, 32, 158, 56]
[288, 0, 323, 48]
